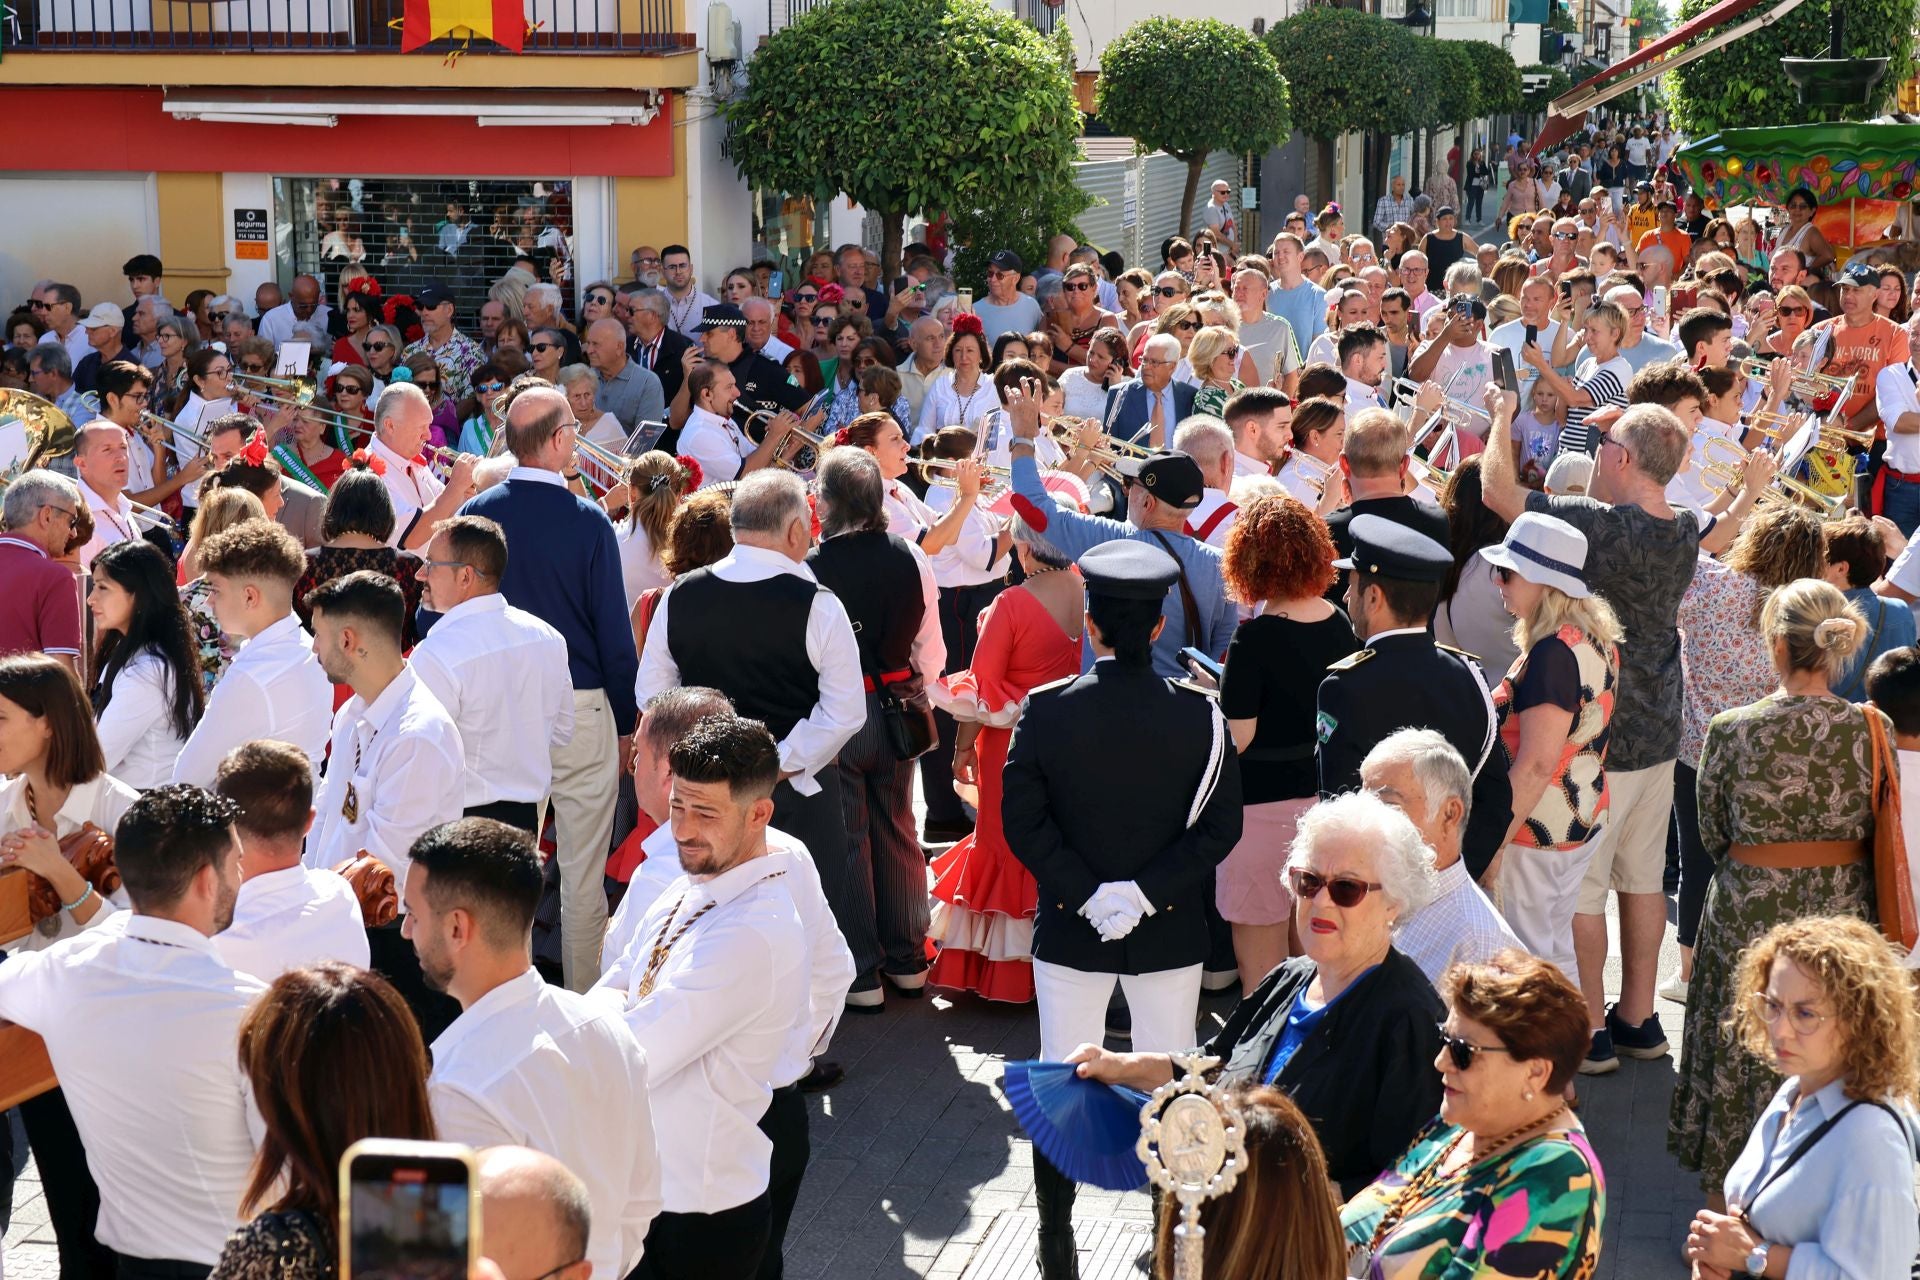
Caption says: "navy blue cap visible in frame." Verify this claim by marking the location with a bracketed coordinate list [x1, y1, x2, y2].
[415, 282, 456, 310]
[1332, 514, 1451, 582]
[698, 303, 746, 331]
[1837, 261, 1879, 289]
[1077, 541, 1181, 602]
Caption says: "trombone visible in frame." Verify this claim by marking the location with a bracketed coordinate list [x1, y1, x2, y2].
[231, 370, 318, 409]
[139, 410, 216, 468]
[1699, 437, 1848, 520]
[1735, 358, 1856, 414]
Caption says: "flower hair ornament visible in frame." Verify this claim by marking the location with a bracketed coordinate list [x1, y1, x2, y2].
[833, 428, 853, 447]
[951, 312, 986, 339]
[675, 455, 703, 491]
[388, 365, 415, 385]
[345, 275, 385, 301]
[239, 430, 271, 468]
[350, 449, 388, 476]
[817, 283, 846, 306]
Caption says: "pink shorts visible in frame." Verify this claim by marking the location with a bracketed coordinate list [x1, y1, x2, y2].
[1216, 797, 1313, 925]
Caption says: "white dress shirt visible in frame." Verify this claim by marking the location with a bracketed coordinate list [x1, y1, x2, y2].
[1233, 450, 1272, 478]
[1344, 376, 1383, 412]
[636, 545, 864, 795]
[1666, 417, 1746, 516]
[677, 406, 752, 489]
[606, 825, 855, 1088]
[1876, 362, 1920, 473]
[410, 594, 576, 807]
[588, 854, 806, 1214]
[0, 914, 267, 1265]
[1184, 489, 1237, 549]
[430, 968, 662, 1279]
[93, 650, 190, 790]
[171, 613, 332, 789]
[0, 773, 135, 953]
[1392, 858, 1523, 985]
[306, 665, 466, 900]
[370, 434, 445, 547]
[75, 476, 138, 571]
[214, 864, 368, 980]
[257, 302, 334, 349]
[921, 485, 1010, 589]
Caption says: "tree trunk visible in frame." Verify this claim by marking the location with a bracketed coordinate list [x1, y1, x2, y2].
[1178, 151, 1208, 240]
[1317, 136, 1335, 206]
[877, 209, 907, 283]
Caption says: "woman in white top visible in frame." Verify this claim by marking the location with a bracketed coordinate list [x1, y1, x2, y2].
[557, 363, 621, 450]
[172, 346, 238, 467]
[917, 315, 996, 441]
[617, 451, 690, 610]
[1057, 326, 1131, 420]
[838, 412, 984, 556]
[1773, 187, 1835, 278]
[86, 540, 204, 790]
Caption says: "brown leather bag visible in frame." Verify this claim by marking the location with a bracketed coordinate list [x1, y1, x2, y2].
[1865, 708, 1919, 952]
[333, 852, 398, 928]
[25, 824, 120, 925]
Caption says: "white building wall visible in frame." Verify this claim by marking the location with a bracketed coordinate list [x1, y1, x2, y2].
[0, 174, 159, 315]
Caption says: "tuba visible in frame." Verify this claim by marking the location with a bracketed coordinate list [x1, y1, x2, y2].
[0, 389, 79, 476]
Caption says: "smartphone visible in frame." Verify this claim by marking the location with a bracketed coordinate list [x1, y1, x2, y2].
[1179, 646, 1223, 684]
[1493, 347, 1519, 395]
[1650, 285, 1669, 319]
[340, 1140, 478, 1280]
[768, 270, 783, 300]
[1524, 323, 1538, 348]
[957, 287, 974, 312]
[1451, 296, 1476, 321]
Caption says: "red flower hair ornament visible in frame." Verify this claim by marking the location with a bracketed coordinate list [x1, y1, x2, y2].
[239, 430, 271, 468]
[951, 313, 986, 339]
[350, 449, 388, 477]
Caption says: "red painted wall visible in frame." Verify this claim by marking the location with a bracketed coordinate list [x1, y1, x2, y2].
[0, 86, 674, 175]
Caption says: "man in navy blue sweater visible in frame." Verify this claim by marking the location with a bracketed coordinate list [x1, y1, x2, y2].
[460, 384, 638, 992]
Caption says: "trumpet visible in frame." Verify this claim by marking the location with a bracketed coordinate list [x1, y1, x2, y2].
[572, 436, 631, 494]
[1735, 358, 1857, 414]
[920, 456, 1014, 485]
[1748, 408, 1876, 452]
[1278, 448, 1336, 498]
[1698, 437, 1848, 520]
[1393, 378, 1491, 435]
[231, 370, 319, 409]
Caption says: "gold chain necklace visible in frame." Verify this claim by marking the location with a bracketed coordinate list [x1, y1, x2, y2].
[1367, 1105, 1570, 1254]
[633, 869, 787, 999]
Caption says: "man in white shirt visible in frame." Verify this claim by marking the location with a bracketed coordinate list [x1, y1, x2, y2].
[896, 317, 948, 430]
[407, 817, 661, 1280]
[973, 249, 1045, 342]
[1876, 357, 1920, 536]
[1363, 730, 1522, 983]
[256, 274, 333, 350]
[1490, 278, 1565, 414]
[676, 364, 797, 489]
[589, 715, 808, 1280]
[71, 422, 139, 569]
[1172, 417, 1241, 549]
[615, 689, 857, 1279]
[411, 515, 576, 832]
[1339, 323, 1389, 412]
[307, 569, 466, 1036]
[659, 244, 719, 339]
[1223, 386, 1291, 479]
[741, 296, 794, 366]
[212, 740, 368, 978]
[369, 382, 475, 550]
[172, 520, 333, 787]
[0, 784, 266, 1275]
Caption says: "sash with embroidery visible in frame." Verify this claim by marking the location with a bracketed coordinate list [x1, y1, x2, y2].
[271, 443, 329, 493]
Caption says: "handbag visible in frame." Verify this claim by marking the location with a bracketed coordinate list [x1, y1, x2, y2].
[1863, 706, 1918, 952]
[333, 852, 399, 928]
[876, 669, 937, 763]
[24, 823, 121, 925]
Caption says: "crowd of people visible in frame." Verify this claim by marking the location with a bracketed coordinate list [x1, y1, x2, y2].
[2, 107, 1920, 1280]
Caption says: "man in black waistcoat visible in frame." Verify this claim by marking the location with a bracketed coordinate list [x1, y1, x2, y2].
[1315, 514, 1509, 880]
[633, 466, 867, 996]
[807, 447, 945, 1008]
[1002, 540, 1242, 1280]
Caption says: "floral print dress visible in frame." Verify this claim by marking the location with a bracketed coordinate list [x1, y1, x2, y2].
[1668, 694, 1886, 1188]
[180, 578, 237, 694]
[1341, 1118, 1606, 1279]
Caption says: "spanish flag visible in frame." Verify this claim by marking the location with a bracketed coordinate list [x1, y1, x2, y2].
[401, 0, 524, 52]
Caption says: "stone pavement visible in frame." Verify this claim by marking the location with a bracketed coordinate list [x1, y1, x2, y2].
[0, 902, 1696, 1280]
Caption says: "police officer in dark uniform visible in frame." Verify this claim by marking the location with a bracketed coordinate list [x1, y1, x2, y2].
[1002, 540, 1242, 1280]
[1316, 514, 1510, 880]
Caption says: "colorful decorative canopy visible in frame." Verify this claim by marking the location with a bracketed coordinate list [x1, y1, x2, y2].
[1674, 121, 1920, 207]
[399, 0, 525, 52]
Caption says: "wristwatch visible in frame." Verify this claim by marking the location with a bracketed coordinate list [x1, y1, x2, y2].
[1744, 1242, 1770, 1276]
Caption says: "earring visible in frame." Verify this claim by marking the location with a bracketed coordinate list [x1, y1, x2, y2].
[1524, 1089, 1535, 1101]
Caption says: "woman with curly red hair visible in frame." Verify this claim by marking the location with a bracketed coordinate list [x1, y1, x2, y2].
[1216, 493, 1357, 985]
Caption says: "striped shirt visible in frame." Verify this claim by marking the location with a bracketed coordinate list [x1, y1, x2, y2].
[1556, 355, 1631, 456]
[1393, 860, 1523, 985]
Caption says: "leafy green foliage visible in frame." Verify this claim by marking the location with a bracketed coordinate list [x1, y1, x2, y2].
[1664, 0, 1919, 136]
[1629, 0, 1670, 40]
[948, 166, 1096, 294]
[1461, 40, 1523, 116]
[1419, 39, 1480, 129]
[724, 0, 1083, 273]
[1521, 63, 1573, 112]
[1264, 5, 1424, 141]
[1096, 17, 1291, 230]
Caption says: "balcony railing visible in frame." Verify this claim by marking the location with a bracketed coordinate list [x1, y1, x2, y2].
[11, 0, 693, 51]
[1014, 0, 1058, 35]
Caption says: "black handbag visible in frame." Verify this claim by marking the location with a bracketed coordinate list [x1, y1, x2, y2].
[875, 670, 937, 762]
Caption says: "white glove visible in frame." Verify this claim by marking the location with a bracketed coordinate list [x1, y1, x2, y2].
[1092, 907, 1143, 942]
[1082, 881, 1155, 942]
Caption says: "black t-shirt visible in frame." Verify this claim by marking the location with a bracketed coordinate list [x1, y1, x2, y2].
[1220, 611, 1360, 804]
[1512, 633, 1582, 715]
[727, 350, 809, 420]
[1325, 496, 1452, 600]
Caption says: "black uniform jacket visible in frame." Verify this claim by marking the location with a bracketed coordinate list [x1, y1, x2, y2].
[1315, 630, 1512, 880]
[1201, 948, 1445, 1199]
[1002, 660, 1242, 975]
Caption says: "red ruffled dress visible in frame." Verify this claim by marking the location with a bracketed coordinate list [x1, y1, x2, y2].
[926, 585, 1080, 1003]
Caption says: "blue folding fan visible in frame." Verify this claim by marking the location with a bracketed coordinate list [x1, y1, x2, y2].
[1002, 1059, 1151, 1191]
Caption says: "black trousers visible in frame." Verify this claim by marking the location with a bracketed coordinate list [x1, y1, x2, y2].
[917, 580, 1003, 828]
[464, 799, 540, 832]
[115, 1259, 209, 1280]
[629, 1192, 771, 1280]
[1673, 760, 1715, 949]
[366, 919, 462, 1045]
[755, 1085, 809, 1280]
[20, 1087, 117, 1280]
[836, 698, 929, 980]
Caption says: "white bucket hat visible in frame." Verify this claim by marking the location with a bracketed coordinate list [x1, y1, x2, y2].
[1480, 511, 1592, 599]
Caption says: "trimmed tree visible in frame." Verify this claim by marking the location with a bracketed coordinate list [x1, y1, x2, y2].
[1095, 17, 1292, 236]
[1664, 0, 1919, 135]
[1462, 41, 1523, 117]
[724, 0, 1083, 276]
[1521, 63, 1573, 114]
[1265, 6, 1424, 207]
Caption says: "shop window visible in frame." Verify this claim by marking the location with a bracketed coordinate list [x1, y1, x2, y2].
[752, 188, 830, 297]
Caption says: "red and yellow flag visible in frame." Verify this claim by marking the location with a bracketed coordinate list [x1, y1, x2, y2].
[400, 0, 525, 52]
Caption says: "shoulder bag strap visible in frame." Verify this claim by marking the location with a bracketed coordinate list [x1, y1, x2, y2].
[1743, 1101, 1866, 1218]
[1144, 530, 1203, 651]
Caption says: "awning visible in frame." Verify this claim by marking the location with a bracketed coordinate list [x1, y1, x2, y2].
[1529, 111, 1587, 157]
[164, 87, 664, 127]
[1548, 0, 1814, 117]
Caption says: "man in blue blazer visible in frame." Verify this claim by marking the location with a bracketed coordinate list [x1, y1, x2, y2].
[1102, 334, 1197, 449]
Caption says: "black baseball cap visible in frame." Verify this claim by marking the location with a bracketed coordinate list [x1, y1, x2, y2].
[416, 283, 456, 310]
[988, 250, 1024, 274]
[1116, 453, 1206, 510]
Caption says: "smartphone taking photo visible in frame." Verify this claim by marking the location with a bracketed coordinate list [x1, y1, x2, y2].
[340, 1140, 478, 1280]
[1492, 347, 1519, 395]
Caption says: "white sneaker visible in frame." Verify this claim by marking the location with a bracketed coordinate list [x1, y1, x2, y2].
[1659, 975, 1689, 1004]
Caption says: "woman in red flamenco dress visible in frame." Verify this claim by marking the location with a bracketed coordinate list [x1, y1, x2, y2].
[926, 529, 1083, 1003]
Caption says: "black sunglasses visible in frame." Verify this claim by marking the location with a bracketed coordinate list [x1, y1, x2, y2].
[793, 292, 818, 303]
[28, 300, 49, 311]
[366, 341, 392, 352]
[1175, 320, 1199, 332]
[530, 342, 561, 352]
[1287, 868, 1383, 908]
[1155, 286, 1184, 298]
[1437, 1025, 1514, 1072]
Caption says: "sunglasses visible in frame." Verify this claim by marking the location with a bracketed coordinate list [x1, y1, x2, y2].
[1493, 565, 1516, 585]
[417, 381, 441, 393]
[590, 294, 613, 306]
[636, 256, 661, 265]
[240, 363, 269, 374]
[1436, 1026, 1514, 1072]
[1551, 232, 1577, 241]
[1777, 305, 1810, 317]
[793, 292, 818, 303]
[366, 341, 392, 352]
[530, 342, 561, 352]
[1156, 286, 1184, 298]
[1064, 281, 1093, 292]
[28, 300, 49, 311]
[1287, 868, 1384, 907]
[1174, 320, 1200, 332]
[476, 382, 504, 394]
[813, 317, 834, 327]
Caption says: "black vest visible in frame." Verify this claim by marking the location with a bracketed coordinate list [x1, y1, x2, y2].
[665, 568, 822, 740]
[807, 531, 924, 677]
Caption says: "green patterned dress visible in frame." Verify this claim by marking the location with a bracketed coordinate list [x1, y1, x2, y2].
[1667, 693, 1885, 1188]
[1341, 1119, 1605, 1279]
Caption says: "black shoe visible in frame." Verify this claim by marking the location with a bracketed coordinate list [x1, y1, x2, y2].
[882, 969, 927, 999]
[1605, 1004, 1671, 1059]
[845, 974, 885, 1014]
[799, 1060, 845, 1091]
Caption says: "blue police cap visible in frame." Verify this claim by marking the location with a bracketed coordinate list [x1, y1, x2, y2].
[1077, 541, 1181, 601]
[1332, 514, 1451, 583]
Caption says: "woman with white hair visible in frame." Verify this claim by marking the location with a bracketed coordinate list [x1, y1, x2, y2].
[1069, 790, 1446, 1197]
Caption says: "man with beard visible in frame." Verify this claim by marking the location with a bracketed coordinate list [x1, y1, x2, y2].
[0, 784, 266, 1277]
[305, 569, 466, 1035]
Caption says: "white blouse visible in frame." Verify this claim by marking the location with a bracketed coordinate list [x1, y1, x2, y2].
[921, 484, 1009, 589]
[0, 772, 137, 953]
[1057, 368, 1115, 420]
[93, 649, 193, 791]
[616, 521, 673, 611]
[916, 372, 998, 442]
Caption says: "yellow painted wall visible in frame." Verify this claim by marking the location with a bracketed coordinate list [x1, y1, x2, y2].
[612, 118, 689, 261]
[156, 172, 231, 299]
[0, 51, 698, 90]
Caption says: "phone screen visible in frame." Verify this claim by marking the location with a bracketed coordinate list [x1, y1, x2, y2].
[1493, 347, 1519, 394]
[341, 1142, 476, 1280]
[768, 270, 783, 300]
[957, 288, 974, 312]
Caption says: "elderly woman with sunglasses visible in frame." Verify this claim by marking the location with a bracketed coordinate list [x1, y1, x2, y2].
[1685, 915, 1920, 1280]
[1343, 950, 1605, 1280]
[1069, 790, 1445, 1198]
[1188, 325, 1245, 418]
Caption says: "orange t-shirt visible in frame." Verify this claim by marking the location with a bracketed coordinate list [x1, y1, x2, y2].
[1636, 228, 1693, 273]
[1817, 315, 1911, 420]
